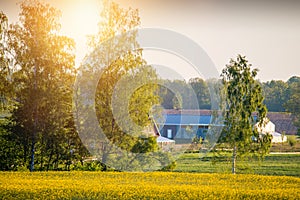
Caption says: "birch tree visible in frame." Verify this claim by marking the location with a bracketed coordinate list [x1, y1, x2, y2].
[220, 55, 271, 174]
[7, 0, 83, 171]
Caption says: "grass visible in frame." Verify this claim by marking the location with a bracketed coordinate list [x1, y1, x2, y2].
[0, 171, 300, 199]
[175, 152, 300, 177]
[270, 136, 300, 152]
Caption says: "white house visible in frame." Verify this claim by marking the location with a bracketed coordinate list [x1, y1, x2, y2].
[255, 118, 287, 143]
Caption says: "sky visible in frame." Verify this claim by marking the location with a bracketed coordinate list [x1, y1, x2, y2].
[1, 0, 300, 81]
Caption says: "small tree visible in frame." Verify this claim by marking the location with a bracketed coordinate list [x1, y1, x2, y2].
[287, 136, 297, 150]
[220, 55, 271, 174]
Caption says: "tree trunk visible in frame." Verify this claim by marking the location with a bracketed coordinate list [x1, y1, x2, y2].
[102, 144, 108, 164]
[30, 60, 38, 172]
[29, 110, 37, 172]
[232, 145, 237, 174]
[29, 138, 35, 172]
[40, 138, 44, 170]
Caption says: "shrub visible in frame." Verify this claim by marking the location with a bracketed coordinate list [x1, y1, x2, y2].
[288, 136, 297, 148]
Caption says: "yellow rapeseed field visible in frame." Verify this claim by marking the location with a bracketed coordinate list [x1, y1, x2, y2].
[0, 172, 299, 199]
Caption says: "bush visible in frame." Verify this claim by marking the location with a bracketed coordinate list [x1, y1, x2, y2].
[17, 165, 29, 172]
[70, 161, 105, 171]
[288, 136, 297, 148]
[288, 137, 297, 147]
[159, 161, 177, 171]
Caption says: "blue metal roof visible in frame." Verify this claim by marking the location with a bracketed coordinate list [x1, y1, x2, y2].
[156, 114, 212, 125]
[154, 112, 258, 126]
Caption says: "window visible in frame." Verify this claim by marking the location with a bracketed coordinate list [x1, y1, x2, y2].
[167, 129, 172, 138]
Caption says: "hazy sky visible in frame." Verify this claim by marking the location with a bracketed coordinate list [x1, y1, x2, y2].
[1, 0, 300, 81]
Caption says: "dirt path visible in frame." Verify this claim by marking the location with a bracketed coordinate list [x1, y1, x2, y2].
[270, 152, 300, 154]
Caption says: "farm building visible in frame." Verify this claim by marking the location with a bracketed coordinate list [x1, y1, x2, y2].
[154, 109, 293, 144]
[156, 136, 175, 151]
[266, 112, 298, 135]
[154, 110, 222, 143]
[143, 117, 176, 150]
[255, 119, 287, 143]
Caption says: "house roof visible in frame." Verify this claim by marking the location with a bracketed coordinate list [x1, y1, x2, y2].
[162, 109, 213, 116]
[267, 112, 298, 135]
[157, 114, 211, 126]
[272, 132, 283, 137]
[157, 136, 175, 143]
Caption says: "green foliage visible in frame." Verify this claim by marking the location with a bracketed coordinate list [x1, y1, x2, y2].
[158, 80, 187, 109]
[262, 80, 288, 112]
[0, 120, 22, 171]
[259, 76, 300, 113]
[160, 161, 177, 171]
[0, 11, 12, 111]
[0, 0, 89, 171]
[287, 136, 297, 148]
[189, 77, 211, 109]
[80, 0, 161, 170]
[285, 76, 300, 136]
[158, 78, 212, 110]
[158, 76, 299, 113]
[131, 137, 158, 154]
[71, 160, 106, 171]
[219, 55, 270, 174]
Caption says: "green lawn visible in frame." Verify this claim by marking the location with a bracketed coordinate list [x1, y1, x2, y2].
[175, 152, 300, 177]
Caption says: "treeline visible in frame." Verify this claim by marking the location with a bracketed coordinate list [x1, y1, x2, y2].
[158, 76, 300, 112]
[158, 78, 212, 110]
[262, 77, 300, 112]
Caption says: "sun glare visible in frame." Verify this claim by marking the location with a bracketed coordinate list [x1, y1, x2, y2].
[72, 1, 99, 37]
[58, 0, 101, 67]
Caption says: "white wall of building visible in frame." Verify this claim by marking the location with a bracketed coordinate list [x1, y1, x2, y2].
[255, 118, 287, 143]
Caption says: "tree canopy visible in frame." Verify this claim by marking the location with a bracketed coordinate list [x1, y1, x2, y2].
[0, 0, 88, 171]
[76, 0, 162, 171]
[285, 76, 300, 136]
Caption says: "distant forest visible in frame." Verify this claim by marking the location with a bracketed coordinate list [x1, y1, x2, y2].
[159, 76, 300, 112]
